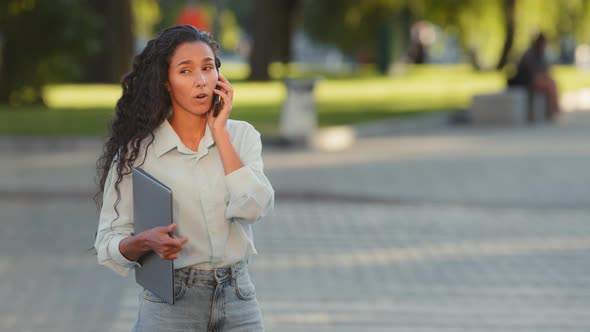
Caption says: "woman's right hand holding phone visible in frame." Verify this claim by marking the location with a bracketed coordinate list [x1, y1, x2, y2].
[207, 72, 233, 133]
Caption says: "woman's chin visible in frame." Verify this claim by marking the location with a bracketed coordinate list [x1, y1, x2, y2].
[186, 106, 212, 117]
[170, 102, 212, 118]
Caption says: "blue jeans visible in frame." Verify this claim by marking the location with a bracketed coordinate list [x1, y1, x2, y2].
[132, 261, 264, 331]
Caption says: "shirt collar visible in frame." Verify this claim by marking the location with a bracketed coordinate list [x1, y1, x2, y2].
[153, 119, 215, 158]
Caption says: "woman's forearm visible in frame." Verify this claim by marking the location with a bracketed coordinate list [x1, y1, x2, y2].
[213, 128, 244, 175]
[118, 233, 151, 262]
[118, 224, 188, 262]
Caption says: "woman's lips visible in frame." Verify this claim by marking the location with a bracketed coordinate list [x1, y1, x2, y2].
[193, 93, 210, 103]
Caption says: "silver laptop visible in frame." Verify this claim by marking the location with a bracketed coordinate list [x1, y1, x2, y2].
[132, 167, 175, 304]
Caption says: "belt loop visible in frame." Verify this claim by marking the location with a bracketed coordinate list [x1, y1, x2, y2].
[187, 268, 195, 286]
[240, 260, 247, 277]
[213, 268, 221, 285]
[230, 265, 236, 287]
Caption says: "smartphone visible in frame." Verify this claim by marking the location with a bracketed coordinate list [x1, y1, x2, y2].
[213, 85, 221, 117]
[213, 66, 222, 117]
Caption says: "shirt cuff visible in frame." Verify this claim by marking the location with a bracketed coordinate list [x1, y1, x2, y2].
[224, 166, 258, 197]
[108, 234, 142, 268]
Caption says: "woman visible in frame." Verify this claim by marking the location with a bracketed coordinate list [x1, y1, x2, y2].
[94, 25, 274, 331]
[508, 32, 561, 119]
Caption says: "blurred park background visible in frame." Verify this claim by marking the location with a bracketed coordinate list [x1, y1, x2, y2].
[2, 0, 590, 331]
[1, 0, 590, 136]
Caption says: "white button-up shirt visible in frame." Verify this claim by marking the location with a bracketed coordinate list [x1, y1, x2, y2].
[94, 119, 275, 276]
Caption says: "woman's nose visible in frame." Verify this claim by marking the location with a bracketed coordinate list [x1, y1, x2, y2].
[194, 73, 206, 87]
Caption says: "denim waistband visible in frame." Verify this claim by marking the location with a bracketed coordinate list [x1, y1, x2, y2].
[175, 261, 248, 287]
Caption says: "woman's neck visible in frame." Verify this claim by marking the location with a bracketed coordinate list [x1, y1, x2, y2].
[168, 111, 208, 152]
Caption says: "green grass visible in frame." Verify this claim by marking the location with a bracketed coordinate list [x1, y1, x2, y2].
[1, 64, 588, 137]
[0, 106, 114, 137]
[551, 66, 590, 92]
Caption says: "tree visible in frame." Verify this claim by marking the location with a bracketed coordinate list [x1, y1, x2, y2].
[302, 1, 403, 58]
[247, 0, 302, 81]
[0, 0, 98, 105]
[301, 0, 590, 72]
[85, 0, 135, 83]
[301, 0, 416, 74]
[496, 0, 516, 69]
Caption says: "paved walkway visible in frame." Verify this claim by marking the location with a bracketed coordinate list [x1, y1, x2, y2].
[1, 112, 589, 331]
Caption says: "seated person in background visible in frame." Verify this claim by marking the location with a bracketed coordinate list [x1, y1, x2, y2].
[508, 33, 561, 119]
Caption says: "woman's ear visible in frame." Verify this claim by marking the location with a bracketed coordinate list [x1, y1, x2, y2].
[164, 82, 171, 93]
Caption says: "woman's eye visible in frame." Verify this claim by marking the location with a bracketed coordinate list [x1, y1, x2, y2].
[180, 69, 190, 74]
[204, 66, 214, 71]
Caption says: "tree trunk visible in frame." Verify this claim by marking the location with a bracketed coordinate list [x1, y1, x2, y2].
[248, 0, 274, 81]
[277, 0, 300, 64]
[248, 0, 300, 81]
[496, 0, 516, 70]
[85, 0, 134, 83]
[108, 0, 134, 82]
[0, 14, 45, 105]
[376, 20, 393, 74]
[84, 0, 108, 82]
[0, 40, 14, 103]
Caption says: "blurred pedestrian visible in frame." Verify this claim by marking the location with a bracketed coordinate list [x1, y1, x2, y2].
[508, 32, 561, 119]
[408, 21, 435, 64]
[94, 25, 274, 331]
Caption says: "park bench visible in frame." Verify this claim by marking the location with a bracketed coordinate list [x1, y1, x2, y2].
[470, 87, 548, 126]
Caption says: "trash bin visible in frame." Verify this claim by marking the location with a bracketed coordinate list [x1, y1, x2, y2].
[279, 78, 318, 144]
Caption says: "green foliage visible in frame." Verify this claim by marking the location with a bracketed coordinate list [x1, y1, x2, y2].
[558, 0, 590, 42]
[440, 0, 590, 68]
[301, 0, 590, 70]
[0, 0, 98, 105]
[435, 0, 505, 68]
[132, 0, 161, 40]
[152, 1, 240, 51]
[302, 0, 401, 57]
[219, 9, 240, 51]
[154, 1, 187, 33]
[224, 0, 252, 33]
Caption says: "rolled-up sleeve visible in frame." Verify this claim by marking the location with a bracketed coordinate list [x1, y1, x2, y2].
[94, 163, 141, 277]
[224, 127, 275, 224]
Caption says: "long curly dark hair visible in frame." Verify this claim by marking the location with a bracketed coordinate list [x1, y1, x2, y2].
[95, 25, 220, 214]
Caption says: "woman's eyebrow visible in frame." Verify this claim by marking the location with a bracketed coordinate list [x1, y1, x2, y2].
[176, 59, 193, 67]
[176, 57, 214, 67]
